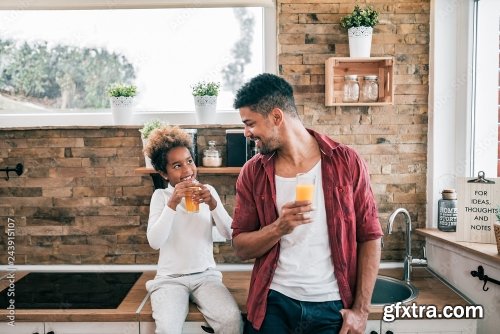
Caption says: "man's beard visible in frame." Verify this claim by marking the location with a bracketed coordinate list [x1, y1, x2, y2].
[255, 137, 279, 155]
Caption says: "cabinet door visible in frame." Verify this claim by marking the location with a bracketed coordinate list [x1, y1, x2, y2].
[140, 321, 210, 334]
[0, 322, 44, 334]
[365, 319, 381, 334]
[45, 322, 139, 334]
[381, 319, 476, 334]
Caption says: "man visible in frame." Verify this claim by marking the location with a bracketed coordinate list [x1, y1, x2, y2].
[231, 73, 383, 334]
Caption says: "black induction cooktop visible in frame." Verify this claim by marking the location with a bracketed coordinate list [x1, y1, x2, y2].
[0, 272, 142, 309]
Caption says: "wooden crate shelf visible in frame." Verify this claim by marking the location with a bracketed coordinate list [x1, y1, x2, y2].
[325, 57, 394, 106]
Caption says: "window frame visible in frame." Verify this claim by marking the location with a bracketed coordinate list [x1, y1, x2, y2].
[427, 0, 498, 227]
[0, 0, 276, 127]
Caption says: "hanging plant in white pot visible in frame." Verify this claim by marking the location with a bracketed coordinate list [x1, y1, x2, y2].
[340, 4, 379, 58]
[108, 83, 137, 125]
[192, 81, 220, 124]
[139, 119, 165, 168]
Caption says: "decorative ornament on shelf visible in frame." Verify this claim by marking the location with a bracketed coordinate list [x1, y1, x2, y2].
[191, 81, 220, 124]
[340, 4, 379, 58]
[139, 119, 166, 168]
[108, 83, 137, 125]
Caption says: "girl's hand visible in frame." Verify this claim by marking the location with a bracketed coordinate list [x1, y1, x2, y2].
[194, 184, 217, 211]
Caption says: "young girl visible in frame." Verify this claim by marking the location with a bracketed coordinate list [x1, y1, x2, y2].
[144, 126, 242, 334]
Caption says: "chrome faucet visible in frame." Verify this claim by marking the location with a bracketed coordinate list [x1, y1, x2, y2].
[387, 208, 412, 284]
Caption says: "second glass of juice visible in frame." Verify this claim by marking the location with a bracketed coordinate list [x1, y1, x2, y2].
[295, 173, 315, 202]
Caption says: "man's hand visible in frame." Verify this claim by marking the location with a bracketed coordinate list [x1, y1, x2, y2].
[339, 308, 369, 334]
[232, 200, 314, 260]
[274, 200, 314, 236]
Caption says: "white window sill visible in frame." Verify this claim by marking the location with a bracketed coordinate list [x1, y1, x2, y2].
[0, 110, 243, 128]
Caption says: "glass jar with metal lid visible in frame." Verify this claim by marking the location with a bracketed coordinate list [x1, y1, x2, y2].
[343, 74, 359, 103]
[361, 75, 379, 102]
[202, 140, 222, 167]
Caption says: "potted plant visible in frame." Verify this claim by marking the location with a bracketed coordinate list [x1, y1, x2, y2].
[108, 83, 137, 125]
[340, 4, 379, 58]
[139, 119, 165, 168]
[192, 81, 220, 124]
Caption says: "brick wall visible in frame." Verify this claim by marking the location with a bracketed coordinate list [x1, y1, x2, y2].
[0, 126, 243, 264]
[0, 0, 429, 264]
[278, 0, 429, 260]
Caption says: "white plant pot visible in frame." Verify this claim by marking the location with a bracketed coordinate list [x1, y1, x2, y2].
[194, 95, 217, 124]
[141, 138, 153, 168]
[110, 96, 134, 125]
[348, 26, 373, 57]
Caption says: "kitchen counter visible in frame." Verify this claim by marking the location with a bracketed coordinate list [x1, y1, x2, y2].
[0, 267, 470, 323]
[416, 228, 500, 265]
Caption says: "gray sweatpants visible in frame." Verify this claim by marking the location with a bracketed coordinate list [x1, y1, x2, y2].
[146, 269, 243, 334]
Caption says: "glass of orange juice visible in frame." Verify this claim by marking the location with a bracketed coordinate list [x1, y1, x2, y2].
[185, 186, 201, 213]
[296, 173, 315, 202]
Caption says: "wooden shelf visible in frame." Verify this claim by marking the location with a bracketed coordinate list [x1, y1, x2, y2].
[325, 56, 394, 106]
[135, 167, 241, 175]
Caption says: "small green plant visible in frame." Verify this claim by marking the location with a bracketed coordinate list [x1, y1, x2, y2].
[139, 119, 164, 139]
[107, 83, 137, 97]
[191, 81, 220, 97]
[340, 4, 379, 30]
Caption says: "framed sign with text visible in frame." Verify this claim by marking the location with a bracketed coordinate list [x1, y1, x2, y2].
[456, 172, 499, 243]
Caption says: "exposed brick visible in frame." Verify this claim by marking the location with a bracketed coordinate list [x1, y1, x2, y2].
[280, 64, 324, 75]
[281, 3, 339, 14]
[279, 33, 306, 44]
[279, 13, 299, 24]
[279, 54, 303, 64]
[76, 215, 140, 226]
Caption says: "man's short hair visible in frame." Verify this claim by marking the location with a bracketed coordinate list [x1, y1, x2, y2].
[233, 73, 298, 117]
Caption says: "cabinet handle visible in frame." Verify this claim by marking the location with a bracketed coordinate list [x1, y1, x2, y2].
[386, 331, 394, 334]
[46, 331, 55, 334]
[201, 325, 215, 333]
[370, 331, 379, 334]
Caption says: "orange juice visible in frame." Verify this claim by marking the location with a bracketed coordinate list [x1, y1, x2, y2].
[185, 186, 201, 213]
[296, 184, 314, 201]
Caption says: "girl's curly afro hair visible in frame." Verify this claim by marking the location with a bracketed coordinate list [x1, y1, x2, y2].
[143, 125, 193, 172]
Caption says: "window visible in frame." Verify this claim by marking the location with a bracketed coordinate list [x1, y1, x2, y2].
[0, 1, 276, 126]
[427, 0, 499, 226]
[473, 0, 499, 178]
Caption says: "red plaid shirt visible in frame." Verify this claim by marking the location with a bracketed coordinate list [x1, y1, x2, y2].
[232, 129, 383, 330]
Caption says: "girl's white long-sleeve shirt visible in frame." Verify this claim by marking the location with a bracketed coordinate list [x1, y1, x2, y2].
[147, 183, 233, 276]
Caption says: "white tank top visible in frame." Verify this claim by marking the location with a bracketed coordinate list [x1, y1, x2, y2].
[270, 161, 341, 301]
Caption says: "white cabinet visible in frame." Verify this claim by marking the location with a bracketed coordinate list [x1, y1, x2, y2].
[0, 322, 44, 334]
[366, 319, 381, 333]
[141, 321, 210, 334]
[380, 319, 476, 334]
[44, 322, 139, 334]
[1, 322, 139, 334]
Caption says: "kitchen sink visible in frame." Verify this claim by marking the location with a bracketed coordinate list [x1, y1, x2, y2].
[0, 272, 142, 309]
[371, 275, 418, 306]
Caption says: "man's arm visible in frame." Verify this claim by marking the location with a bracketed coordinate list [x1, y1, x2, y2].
[233, 201, 314, 260]
[339, 238, 381, 334]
